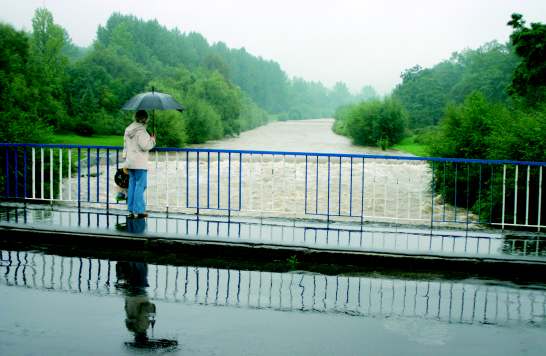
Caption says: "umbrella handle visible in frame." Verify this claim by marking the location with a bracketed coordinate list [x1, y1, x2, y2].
[152, 110, 156, 136]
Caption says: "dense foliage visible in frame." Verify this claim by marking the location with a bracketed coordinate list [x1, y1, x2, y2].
[333, 98, 407, 149]
[0, 17, 54, 143]
[428, 14, 546, 162]
[341, 41, 520, 148]
[392, 42, 520, 128]
[1, 9, 373, 147]
[334, 37, 523, 151]
[507, 13, 546, 106]
[330, 14, 545, 227]
[422, 14, 546, 226]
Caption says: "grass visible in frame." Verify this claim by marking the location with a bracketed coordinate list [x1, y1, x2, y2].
[392, 136, 430, 157]
[52, 134, 123, 147]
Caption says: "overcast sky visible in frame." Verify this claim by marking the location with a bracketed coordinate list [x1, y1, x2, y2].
[1, 0, 545, 94]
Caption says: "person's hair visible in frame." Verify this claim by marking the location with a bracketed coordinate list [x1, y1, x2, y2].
[135, 110, 148, 123]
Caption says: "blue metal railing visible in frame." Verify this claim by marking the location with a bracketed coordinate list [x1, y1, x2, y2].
[1, 143, 545, 230]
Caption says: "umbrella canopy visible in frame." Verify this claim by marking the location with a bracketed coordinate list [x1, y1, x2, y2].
[122, 89, 184, 111]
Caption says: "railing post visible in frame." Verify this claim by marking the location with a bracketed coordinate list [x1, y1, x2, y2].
[514, 165, 519, 225]
[360, 157, 365, 228]
[228, 152, 231, 218]
[32, 147, 36, 199]
[58, 148, 63, 201]
[327, 155, 331, 223]
[239, 152, 242, 211]
[14, 147, 19, 198]
[49, 148, 53, 202]
[430, 161, 435, 233]
[106, 148, 110, 215]
[78, 147, 81, 211]
[502, 164, 506, 230]
[304, 155, 308, 214]
[96, 148, 100, 203]
[538, 166, 543, 232]
[23, 145, 27, 199]
[197, 151, 200, 214]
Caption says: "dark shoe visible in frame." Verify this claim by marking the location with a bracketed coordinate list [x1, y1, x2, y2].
[127, 213, 135, 219]
[136, 213, 148, 219]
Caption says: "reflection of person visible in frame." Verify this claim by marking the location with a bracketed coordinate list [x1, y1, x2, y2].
[114, 215, 146, 234]
[123, 110, 156, 219]
[127, 217, 146, 234]
[116, 261, 177, 350]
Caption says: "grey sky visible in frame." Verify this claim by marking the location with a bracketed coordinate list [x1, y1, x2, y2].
[1, 0, 545, 94]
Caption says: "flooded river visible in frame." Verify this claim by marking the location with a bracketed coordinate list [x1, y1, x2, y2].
[192, 118, 409, 155]
[72, 118, 467, 225]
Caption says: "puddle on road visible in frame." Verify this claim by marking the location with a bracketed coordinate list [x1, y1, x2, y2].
[1, 249, 546, 355]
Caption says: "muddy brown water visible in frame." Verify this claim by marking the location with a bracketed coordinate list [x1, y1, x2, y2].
[72, 118, 470, 225]
[191, 118, 410, 155]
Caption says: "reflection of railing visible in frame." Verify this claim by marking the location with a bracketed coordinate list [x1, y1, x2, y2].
[6, 206, 546, 258]
[1, 143, 545, 230]
[2, 250, 546, 327]
[3, 206, 546, 258]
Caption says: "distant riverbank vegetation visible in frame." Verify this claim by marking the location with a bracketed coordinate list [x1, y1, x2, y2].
[1, 8, 375, 147]
[333, 98, 407, 150]
[335, 13, 545, 163]
[332, 13, 545, 228]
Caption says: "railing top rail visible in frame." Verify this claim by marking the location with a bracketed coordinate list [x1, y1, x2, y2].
[1, 142, 546, 166]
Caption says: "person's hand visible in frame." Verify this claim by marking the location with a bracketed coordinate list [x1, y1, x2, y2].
[151, 134, 156, 141]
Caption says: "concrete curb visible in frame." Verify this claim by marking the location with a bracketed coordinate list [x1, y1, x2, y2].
[2, 225, 546, 284]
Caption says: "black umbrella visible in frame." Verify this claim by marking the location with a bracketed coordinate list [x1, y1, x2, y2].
[122, 87, 184, 133]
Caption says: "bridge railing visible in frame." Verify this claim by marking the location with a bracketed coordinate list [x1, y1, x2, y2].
[1, 143, 545, 230]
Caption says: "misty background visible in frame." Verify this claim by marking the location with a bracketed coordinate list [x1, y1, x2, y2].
[2, 0, 545, 94]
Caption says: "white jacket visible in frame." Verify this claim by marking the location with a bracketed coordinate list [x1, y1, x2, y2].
[123, 122, 156, 170]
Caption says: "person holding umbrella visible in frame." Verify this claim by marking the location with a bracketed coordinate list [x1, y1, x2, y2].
[121, 87, 184, 219]
[123, 110, 155, 218]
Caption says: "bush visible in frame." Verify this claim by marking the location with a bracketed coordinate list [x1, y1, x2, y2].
[488, 104, 546, 162]
[344, 97, 407, 147]
[429, 91, 510, 159]
[332, 105, 352, 135]
[182, 97, 223, 144]
[428, 91, 546, 226]
[154, 111, 187, 147]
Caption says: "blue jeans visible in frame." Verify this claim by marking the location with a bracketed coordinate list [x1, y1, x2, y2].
[127, 169, 147, 214]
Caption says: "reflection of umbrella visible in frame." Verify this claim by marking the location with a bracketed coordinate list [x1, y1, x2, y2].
[122, 87, 184, 133]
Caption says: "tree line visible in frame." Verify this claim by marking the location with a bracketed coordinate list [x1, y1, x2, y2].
[1, 9, 376, 146]
[334, 13, 545, 162]
[333, 13, 545, 227]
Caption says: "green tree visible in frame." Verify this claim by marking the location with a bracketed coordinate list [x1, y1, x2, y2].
[393, 42, 518, 129]
[430, 91, 510, 159]
[0, 23, 52, 143]
[191, 71, 241, 136]
[449, 42, 519, 104]
[393, 61, 463, 127]
[154, 110, 188, 147]
[344, 98, 407, 148]
[507, 13, 546, 105]
[182, 96, 223, 143]
[28, 8, 69, 129]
